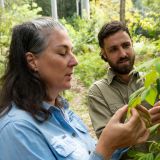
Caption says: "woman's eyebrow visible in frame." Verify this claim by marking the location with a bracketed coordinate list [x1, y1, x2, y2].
[55, 44, 73, 50]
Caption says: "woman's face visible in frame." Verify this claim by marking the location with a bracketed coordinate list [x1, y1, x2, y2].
[29, 28, 78, 95]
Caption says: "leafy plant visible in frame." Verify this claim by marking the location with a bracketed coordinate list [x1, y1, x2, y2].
[127, 57, 160, 159]
[128, 57, 160, 113]
[75, 50, 106, 87]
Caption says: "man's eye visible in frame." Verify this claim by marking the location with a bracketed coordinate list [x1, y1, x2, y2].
[123, 43, 131, 49]
[109, 47, 117, 53]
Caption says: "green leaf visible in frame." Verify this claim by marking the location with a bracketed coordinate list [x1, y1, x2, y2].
[155, 153, 160, 160]
[145, 86, 157, 106]
[141, 88, 150, 102]
[144, 70, 158, 88]
[149, 124, 160, 135]
[156, 78, 160, 95]
[155, 62, 160, 74]
[127, 96, 141, 118]
[129, 87, 145, 103]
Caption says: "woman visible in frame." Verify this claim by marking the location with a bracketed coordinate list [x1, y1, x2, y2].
[0, 17, 149, 160]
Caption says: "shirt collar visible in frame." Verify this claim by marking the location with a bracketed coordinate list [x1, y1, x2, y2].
[106, 67, 139, 85]
[42, 96, 69, 111]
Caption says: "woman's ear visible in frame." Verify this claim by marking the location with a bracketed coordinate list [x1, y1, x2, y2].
[25, 52, 38, 72]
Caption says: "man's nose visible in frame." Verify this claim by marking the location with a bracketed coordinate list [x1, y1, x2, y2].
[119, 47, 127, 57]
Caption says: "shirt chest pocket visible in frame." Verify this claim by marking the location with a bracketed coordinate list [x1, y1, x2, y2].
[70, 114, 88, 133]
[51, 135, 89, 160]
[109, 103, 124, 115]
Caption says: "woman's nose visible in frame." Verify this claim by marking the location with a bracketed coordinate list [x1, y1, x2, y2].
[69, 54, 78, 67]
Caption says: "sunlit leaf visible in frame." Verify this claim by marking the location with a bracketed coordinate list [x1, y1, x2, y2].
[155, 62, 160, 74]
[145, 86, 157, 106]
[144, 70, 158, 87]
[149, 124, 160, 135]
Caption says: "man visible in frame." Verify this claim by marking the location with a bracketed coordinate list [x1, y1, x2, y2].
[88, 21, 160, 159]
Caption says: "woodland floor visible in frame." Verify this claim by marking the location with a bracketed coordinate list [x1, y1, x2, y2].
[65, 77, 97, 139]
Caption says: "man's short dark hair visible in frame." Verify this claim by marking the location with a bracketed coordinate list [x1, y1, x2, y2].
[98, 21, 131, 48]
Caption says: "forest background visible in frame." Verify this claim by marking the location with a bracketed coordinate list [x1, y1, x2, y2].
[1, 0, 160, 158]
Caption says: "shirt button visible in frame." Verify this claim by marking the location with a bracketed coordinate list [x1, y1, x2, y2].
[72, 132, 76, 137]
[88, 150, 91, 154]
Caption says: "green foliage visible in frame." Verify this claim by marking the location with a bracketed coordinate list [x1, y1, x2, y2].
[133, 37, 157, 57]
[34, 0, 51, 16]
[0, 1, 41, 76]
[60, 14, 102, 55]
[127, 9, 160, 39]
[75, 50, 106, 87]
[128, 58, 160, 112]
[127, 57, 160, 159]
[57, 0, 76, 18]
[0, 2, 41, 47]
[128, 141, 160, 160]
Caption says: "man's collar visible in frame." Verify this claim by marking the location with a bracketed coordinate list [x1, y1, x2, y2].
[106, 67, 139, 85]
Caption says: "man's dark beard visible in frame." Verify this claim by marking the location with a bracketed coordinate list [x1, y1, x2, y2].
[108, 56, 135, 74]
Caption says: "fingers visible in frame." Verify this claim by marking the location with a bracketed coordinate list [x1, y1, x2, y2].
[111, 105, 128, 122]
[154, 101, 160, 107]
[149, 106, 160, 125]
[137, 106, 152, 127]
[136, 105, 150, 119]
[135, 129, 150, 144]
[126, 108, 140, 126]
[129, 118, 150, 145]
[150, 114, 160, 125]
[149, 106, 160, 114]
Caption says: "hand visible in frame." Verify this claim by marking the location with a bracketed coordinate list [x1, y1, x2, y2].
[149, 101, 160, 125]
[136, 105, 152, 127]
[95, 105, 150, 159]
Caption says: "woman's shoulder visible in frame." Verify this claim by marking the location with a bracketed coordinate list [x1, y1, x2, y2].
[0, 103, 37, 131]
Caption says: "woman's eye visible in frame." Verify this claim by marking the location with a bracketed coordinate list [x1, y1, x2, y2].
[58, 52, 66, 56]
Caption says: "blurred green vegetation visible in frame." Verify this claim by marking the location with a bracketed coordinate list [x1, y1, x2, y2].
[1, 0, 160, 87]
[1, 0, 160, 156]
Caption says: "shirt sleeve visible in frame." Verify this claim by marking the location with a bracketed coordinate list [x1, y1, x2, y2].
[89, 151, 105, 160]
[88, 84, 112, 138]
[0, 120, 56, 160]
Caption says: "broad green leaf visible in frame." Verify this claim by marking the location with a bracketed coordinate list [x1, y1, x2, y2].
[134, 58, 156, 72]
[156, 78, 160, 94]
[149, 124, 160, 135]
[145, 86, 157, 106]
[141, 88, 150, 102]
[129, 87, 145, 102]
[155, 62, 160, 74]
[155, 153, 160, 160]
[127, 96, 141, 118]
[144, 70, 158, 88]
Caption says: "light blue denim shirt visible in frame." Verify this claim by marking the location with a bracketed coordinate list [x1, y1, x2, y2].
[0, 98, 125, 160]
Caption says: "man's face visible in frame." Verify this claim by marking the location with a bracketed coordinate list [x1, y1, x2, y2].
[102, 30, 135, 74]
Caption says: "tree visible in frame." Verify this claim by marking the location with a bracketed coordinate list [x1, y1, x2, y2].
[51, 0, 57, 19]
[81, 0, 90, 19]
[0, 0, 4, 8]
[120, 0, 126, 24]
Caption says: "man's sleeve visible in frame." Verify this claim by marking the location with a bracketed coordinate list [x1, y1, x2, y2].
[88, 84, 112, 138]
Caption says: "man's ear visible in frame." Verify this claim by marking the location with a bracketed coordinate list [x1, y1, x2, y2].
[25, 52, 38, 72]
[101, 48, 108, 62]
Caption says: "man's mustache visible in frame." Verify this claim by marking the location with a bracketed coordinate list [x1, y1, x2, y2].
[118, 57, 129, 63]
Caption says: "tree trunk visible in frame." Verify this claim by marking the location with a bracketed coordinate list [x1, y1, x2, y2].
[0, 0, 4, 8]
[51, 0, 58, 19]
[81, 0, 90, 19]
[120, 0, 125, 24]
